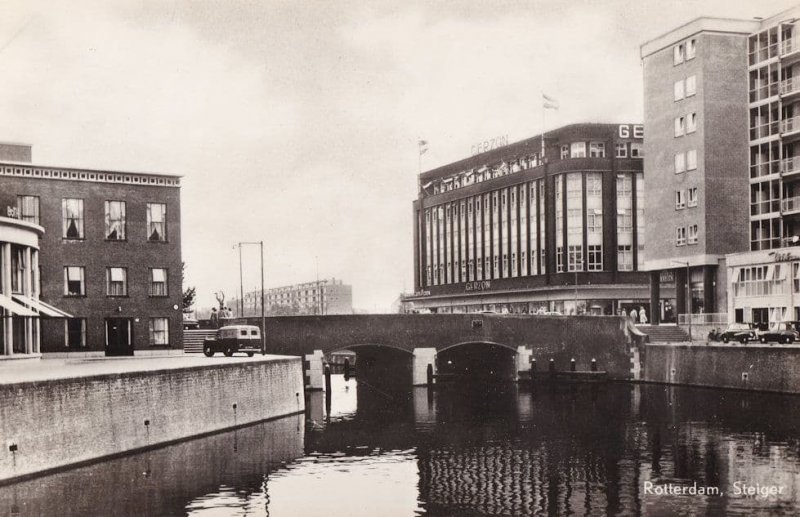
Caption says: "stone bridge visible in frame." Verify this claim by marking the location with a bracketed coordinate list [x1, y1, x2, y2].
[242, 314, 638, 389]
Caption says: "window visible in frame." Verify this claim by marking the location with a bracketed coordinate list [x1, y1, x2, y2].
[617, 245, 633, 271]
[147, 203, 167, 241]
[675, 190, 686, 209]
[149, 318, 169, 346]
[686, 75, 697, 96]
[630, 143, 643, 157]
[688, 224, 699, 244]
[587, 244, 603, 271]
[16, 196, 39, 224]
[675, 116, 685, 137]
[687, 149, 697, 170]
[688, 187, 698, 207]
[11, 247, 24, 293]
[149, 268, 168, 296]
[687, 112, 697, 133]
[62, 199, 84, 239]
[560, 145, 569, 159]
[105, 201, 126, 240]
[615, 143, 627, 158]
[107, 267, 127, 296]
[687, 38, 696, 60]
[64, 266, 85, 296]
[674, 80, 685, 101]
[674, 43, 684, 65]
[675, 153, 686, 173]
[589, 142, 606, 157]
[676, 227, 687, 246]
[570, 142, 586, 158]
[65, 319, 86, 348]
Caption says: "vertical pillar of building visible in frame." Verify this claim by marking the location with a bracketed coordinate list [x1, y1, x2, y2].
[2, 243, 12, 355]
[703, 265, 715, 314]
[413, 203, 421, 291]
[23, 247, 33, 354]
[412, 347, 437, 386]
[649, 271, 661, 325]
[675, 267, 687, 317]
[32, 249, 41, 353]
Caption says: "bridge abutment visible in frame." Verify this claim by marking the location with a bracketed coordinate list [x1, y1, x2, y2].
[304, 350, 326, 391]
[516, 345, 533, 380]
[413, 347, 437, 386]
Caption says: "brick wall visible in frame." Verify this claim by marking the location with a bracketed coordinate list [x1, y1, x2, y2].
[0, 357, 304, 483]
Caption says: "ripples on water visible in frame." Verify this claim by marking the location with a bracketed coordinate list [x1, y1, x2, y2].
[3, 376, 800, 516]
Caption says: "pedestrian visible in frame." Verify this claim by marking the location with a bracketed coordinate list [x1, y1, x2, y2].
[639, 307, 648, 324]
[210, 307, 219, 328]
[629, 307, 638, 324]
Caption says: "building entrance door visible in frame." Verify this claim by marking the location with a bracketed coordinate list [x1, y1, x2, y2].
[105, 318, 133, 356]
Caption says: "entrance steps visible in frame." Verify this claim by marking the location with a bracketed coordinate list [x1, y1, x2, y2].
[636, 325, 690, 343]
[183, 329, 216, 353]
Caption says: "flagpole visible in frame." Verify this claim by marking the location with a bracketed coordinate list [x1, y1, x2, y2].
[541, 98, 546, 162]
[418, 138, 422, 193]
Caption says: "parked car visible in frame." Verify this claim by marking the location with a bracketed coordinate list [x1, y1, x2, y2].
[203, 325, 261, 357]
[757, 322, 799, 344]
[719, 323, 757, 344]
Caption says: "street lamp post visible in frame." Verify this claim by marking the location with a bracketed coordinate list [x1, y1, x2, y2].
[672, 260, 691, 341]
[236, 241, 266, 355]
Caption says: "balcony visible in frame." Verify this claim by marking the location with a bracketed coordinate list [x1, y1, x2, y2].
[783, 156, 800, 177]
[782, 38, 800, 65]
[781, 115, 800, 139]
[782, 195, 800, 215]
[781, 76, 800, 98]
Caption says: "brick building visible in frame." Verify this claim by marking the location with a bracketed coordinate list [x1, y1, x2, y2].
[404, 123, 657, 316]
[0, 143, 182, 355]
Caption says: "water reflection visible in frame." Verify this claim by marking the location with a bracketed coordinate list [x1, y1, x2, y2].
[4, 376, 800, 516]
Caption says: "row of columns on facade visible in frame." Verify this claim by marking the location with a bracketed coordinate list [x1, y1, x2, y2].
[1, 243, 41, 356]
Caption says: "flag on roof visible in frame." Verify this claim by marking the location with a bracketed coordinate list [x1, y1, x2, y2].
[418, 139, 429, 155]
[542, 93, 559, 110]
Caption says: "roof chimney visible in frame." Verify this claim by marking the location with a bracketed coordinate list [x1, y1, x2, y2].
[0, 142, 32, 163]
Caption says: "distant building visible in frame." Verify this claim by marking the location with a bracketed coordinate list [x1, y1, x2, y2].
[232, 278, 353, 316]
[0, 142, 183, 356]
[404, 123, 652, 316]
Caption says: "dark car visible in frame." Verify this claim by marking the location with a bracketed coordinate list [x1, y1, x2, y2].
[719, 323, 757, 344]
[757, 322, 799, 344]
[203, 325, 261, 357]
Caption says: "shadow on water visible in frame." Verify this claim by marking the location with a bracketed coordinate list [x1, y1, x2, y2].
[6, 377, 800, 516]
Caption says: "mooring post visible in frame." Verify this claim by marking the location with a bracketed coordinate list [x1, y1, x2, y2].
[591, 358, 597, 372]
[344, 358, 351, 380]
[324, 363, 332, 393]
[426, 363, 434, 387]
[531, 358, 537, 371]
[548, 358, 555, 373]
[570, 358, 576, 372]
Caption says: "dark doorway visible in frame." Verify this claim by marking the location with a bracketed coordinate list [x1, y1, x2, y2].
[105, 318, 133, 356]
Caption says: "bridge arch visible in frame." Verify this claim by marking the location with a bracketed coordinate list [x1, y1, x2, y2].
[436, 341, 518, 381]
[437, 340, 518, 354]
[329, 343, 414, 355]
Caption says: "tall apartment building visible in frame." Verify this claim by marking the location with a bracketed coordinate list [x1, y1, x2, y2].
[233, 278, 353, 316]
[642, 6, 800, 327]
[0, 143, 183, 356]
[404, 123, 655, 316]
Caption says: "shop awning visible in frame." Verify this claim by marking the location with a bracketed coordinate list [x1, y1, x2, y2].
[11, 294, 72, 318]
[0, 294, 38, 317]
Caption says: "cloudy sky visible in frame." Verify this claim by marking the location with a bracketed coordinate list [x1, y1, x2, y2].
[0, 0, 796, 312]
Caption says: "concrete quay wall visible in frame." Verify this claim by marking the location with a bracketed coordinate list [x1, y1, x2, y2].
[0, 357, 304, 483]
[643, 343, 800, 394]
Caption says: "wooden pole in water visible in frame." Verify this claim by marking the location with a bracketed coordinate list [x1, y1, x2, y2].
[570, 358, 576, 372]
[344, 358, 351, 380]
[426, 363, 433, 387]
[324, 363, 332, 393]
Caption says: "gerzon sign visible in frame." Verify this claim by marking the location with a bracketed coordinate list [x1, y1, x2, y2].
[465, 281, 492, 292]
[471, 136, 509, 156]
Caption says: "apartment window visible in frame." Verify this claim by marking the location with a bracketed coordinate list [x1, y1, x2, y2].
[675, 153, 686, 173]
[686, 38, 696, 60]
[64, 266, 85, 296]
[147, 203, 167, 242]
[62, 199, 84, 239]
[589, 142, 606, 157]
[687, 149, 697, 170]
[676, 227, 687, 246]
[687, 112, 697, 133]
[65, 319, 86, 348]
[16, 196, 39, 224]
[674, 116, 685, 137]
[688, 224, 699, 244]
[587, 244, 603, 271]
[105, 201, 126, 240]
[560, 145, 569, 159]
[149, 318, 169, 346]
[570, 142, 586, 158]
[149, 268, 168, 296]
[686, 75, 697, 96]
[615, 143, 627, 158]
[674, 43, 684, 65]
[675, 190, 686, 209]
[567, 245, 583, 272]
[688, 187, 698, 207]
[630, 143, 643, 157]
[674, 80, 685, 101]
[10, 247, 24, 293]
[106, 267, 127, 296]
[617, 245, 633, 271]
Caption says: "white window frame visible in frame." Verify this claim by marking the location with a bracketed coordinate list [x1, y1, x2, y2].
[675, 190, 686, 209]
[675, 116, 685, 137]
[570, 142, 586, 158]
[688, 187, 698, 207]
[589, 142, 606, 157]
[64, 318, 87, 348]
[149, 317, 170, 346]
[149, 268, 168, 297]
[674, 80, 685, 101]
[62, 199, 85, 239]
[686, 39, 696, 60]
[686, 75, 697, 97]
[676, 227, 687, 246]
[687, 149, 697, 170]
[674, 43, 684, 65]
[630, 143, 643, 157]
[615, 143, 627, 158]
[64, 266, 85, 296]
[675, 152, 686, 173]
[687, 112, 697, 133]
[107, 267, 127, 296]
[688, 224, 699, 244]
[560, 145, 569, 159]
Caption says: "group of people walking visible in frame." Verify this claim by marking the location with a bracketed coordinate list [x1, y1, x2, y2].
[209, 306, 234, 327]
[621, 306, 648, 325]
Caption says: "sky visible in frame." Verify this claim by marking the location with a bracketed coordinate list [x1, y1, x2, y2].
[0, 0, 797, 312]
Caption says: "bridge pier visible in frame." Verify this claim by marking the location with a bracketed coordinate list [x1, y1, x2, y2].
[412, 347, 437, 386]
[516, 345, 533, 381]
[304, 349, 326, 391]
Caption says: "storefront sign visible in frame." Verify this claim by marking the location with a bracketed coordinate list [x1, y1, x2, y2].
[471, 135, 509, 156]
[6, 206, 18, 218]
[618, 124, 644, 139]
[659, 271, 674, 284]
[772, 251, 797, 262]
[412, 290, 431, 297]
[465, 281, 492, 292]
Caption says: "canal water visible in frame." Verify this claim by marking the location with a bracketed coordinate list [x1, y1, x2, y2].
[3, 375, 800, 516]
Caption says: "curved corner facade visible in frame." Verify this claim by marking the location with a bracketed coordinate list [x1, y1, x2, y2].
[406, 123, 660, 317]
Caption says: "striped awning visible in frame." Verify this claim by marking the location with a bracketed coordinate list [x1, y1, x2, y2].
[12, 295, 73, 318]
[0, 294, 37, 317]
